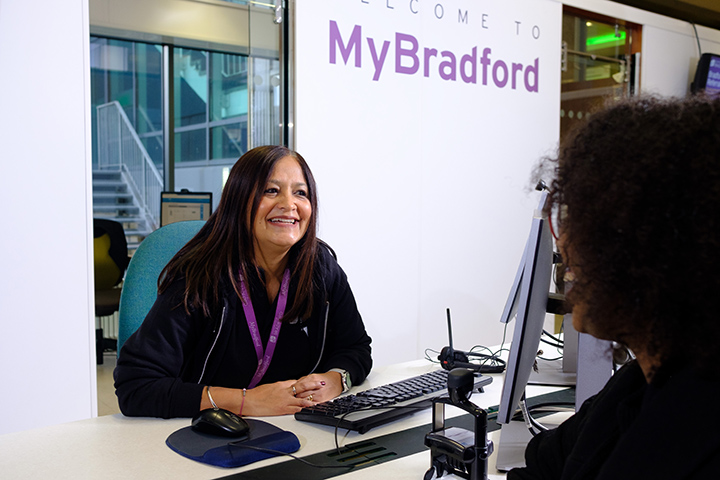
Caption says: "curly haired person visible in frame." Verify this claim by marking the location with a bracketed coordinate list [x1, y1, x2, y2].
[510, 95, 720, 479]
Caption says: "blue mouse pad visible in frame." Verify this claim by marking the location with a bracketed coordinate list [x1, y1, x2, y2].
[166, 418, 300, 468]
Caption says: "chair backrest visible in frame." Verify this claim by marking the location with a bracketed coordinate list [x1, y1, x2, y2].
[93, 218, 129, 290]
[117, 220, 205, 353]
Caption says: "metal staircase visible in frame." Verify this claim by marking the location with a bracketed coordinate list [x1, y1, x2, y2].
[92, 169, 152, 252]
[94, 101, 164, 252]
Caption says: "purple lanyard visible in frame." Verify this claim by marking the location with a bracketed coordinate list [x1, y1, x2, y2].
[240, 268, 290, 389]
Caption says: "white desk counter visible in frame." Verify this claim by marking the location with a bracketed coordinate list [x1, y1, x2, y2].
[0, 360, 559, 479]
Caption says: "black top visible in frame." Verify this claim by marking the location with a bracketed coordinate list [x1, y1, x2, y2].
[114, 243, 372, 418]
[212, 266, 314, 387]
[508, 360, 720, 479]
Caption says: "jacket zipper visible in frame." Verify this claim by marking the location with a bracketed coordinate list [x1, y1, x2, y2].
[198, 304, 227, 384]
[309, 301, 330, 374]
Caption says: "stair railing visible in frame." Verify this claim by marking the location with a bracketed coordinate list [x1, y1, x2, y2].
[97, 101, 162, 230]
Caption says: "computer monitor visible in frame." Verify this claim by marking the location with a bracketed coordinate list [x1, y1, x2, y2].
[494, 190, 614, 471]
[493, 191, 555, 471]
[498, 192, 577, 389]
[691, 53, 720, 98]
[497, 191, 554, 426]
[160, 191, 213, 227]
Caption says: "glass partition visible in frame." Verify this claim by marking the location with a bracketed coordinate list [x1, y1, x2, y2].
[560, 7, 642, 141]
[90, 38, 164, 171]
[172, 49, 250, 164]
[91, 0, 282, 213]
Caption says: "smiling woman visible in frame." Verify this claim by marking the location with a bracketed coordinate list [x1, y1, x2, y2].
[114, 146, 373, 419]
[252, 156, 313, 290]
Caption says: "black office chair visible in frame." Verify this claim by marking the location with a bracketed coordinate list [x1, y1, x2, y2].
[93, 218, 130, 364]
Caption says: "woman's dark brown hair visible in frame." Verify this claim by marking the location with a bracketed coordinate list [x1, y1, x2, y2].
[158, 145, 319, 321]
[543, 94, 720, 378]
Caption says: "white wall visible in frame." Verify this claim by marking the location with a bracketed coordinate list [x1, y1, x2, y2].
[295, 0, 562, 366]
[0, 0, 96, 435]
[294, 0, 720, 368]
[642, 24, 720, 95]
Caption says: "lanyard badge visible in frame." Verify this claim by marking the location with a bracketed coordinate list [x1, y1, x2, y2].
[239, 268, 290, 389]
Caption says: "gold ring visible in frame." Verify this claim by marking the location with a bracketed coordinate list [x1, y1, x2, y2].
[308, 394, 313, 402]
[292, 386, 297, 396]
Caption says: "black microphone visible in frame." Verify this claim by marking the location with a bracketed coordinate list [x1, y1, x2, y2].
[438, 308, 505, 374]
[439, 308, 470, 369]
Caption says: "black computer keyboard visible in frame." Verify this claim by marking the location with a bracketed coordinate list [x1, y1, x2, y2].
[294, 369, 492, 434]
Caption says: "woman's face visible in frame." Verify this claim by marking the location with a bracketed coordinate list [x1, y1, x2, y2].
[559, 228, 629, 343]
[557, 231, 591, 336]
[251, 156, 312, 256]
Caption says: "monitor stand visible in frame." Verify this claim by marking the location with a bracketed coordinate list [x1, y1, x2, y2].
[495, 420, 533, 471]
[496, 315, 613, 471]
[550, 314, 613, 407]
[527, 358, 577, 386]
[528, 314, 578, 387]
[574, 330, 613, 408]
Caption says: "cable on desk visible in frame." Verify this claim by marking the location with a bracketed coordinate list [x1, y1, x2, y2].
[520, 396, 549, 436]
[537, 354, 564, 362]
[425, 314, 512, 371]
[526, 402, 575, 414]
[468, 344, 507, 370]
[426, 345, 506, 371]
[513, 394, 576, 436]
[424, 347, 442, 364]
[227, 441, 355, 470]
[330, 404, 430, 454]
[541, 330, 564, 349]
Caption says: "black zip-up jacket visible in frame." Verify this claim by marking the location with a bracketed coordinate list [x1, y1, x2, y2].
[114, 245, 372, 418]
[508, 360, 720, 479]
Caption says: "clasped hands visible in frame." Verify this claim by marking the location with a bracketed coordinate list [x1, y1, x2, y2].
[247, 371, 344, 416]
[205, 370, 344, 417]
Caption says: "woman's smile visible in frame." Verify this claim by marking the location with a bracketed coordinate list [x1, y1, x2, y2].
[252, 156, 312, 255]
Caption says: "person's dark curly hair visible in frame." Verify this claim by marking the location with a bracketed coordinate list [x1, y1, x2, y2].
[543, 94, 720, 380]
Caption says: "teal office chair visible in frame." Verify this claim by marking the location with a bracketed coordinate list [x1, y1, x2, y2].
[117, 220, 205, 354]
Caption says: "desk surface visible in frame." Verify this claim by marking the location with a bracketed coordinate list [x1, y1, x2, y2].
[0, 360, 560, 479]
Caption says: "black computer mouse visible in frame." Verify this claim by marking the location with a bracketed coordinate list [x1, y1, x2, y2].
[191, 408, 250, 438]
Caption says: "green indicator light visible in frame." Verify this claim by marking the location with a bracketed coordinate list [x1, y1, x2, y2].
[587, 31, 626, 48]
